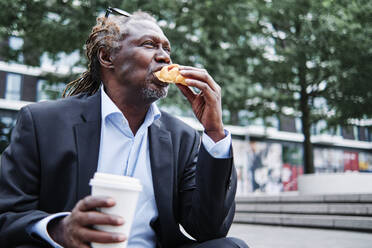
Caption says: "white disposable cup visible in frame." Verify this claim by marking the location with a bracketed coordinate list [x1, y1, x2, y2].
[89, 172, 142, 248]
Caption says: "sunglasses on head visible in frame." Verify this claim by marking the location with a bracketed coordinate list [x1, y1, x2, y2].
[105, 7, 132, 18]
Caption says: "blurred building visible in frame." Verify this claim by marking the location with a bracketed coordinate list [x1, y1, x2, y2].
[179, 117, 372, 196]
[0, 61, 67, 148]
[0, 36, 81, 152]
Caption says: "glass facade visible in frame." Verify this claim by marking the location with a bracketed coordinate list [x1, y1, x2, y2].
[5, 73, 22, 100]
[234, 138, 372, 196]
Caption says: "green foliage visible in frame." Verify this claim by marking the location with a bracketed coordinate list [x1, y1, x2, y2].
[1, 0, 91, 65]
[324, 0, 372, 124]
[245, 0, 372, 125]
[0, 0, 258, 118]
[0, 0, 370, 123]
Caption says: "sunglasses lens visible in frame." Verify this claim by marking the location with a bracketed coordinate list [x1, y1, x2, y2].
[115, 8, 130, 16]
[106, 7, 131, 17]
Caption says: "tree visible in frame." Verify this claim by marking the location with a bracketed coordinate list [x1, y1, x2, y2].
[1, 0, 96, 66]
[244, 0, 372, 173]
[324, 0, 372, 124]
[0, 0, 257, 118]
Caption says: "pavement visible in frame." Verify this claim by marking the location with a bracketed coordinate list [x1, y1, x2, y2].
[228, 223, 372, 248]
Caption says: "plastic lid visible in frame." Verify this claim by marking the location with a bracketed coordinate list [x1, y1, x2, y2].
[89, 172, 142, 191]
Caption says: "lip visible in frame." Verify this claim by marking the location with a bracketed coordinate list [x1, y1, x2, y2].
[151, 65, 170, 87]
[151, 73, 169, 87]
[153, 79, 168, 87]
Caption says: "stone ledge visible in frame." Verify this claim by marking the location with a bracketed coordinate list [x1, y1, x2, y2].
[236, 193, 372, 203]
[298, 173, 372, 195]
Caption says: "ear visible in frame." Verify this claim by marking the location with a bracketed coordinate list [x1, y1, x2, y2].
[98, 47, 114, 69]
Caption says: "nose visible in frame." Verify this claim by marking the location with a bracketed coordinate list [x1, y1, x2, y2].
[155, 47, 171, 64]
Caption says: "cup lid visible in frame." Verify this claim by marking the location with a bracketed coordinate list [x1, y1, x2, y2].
[90, 172, 142, 191]
[94, 172, 141, 184]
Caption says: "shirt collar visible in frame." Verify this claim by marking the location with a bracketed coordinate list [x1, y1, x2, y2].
[100, 85, 161, 127]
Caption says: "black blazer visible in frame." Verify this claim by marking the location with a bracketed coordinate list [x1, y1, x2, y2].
[0, 90, 236, 248]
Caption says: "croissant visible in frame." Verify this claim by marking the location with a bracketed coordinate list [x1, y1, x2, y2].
[154, 64, 187, 86]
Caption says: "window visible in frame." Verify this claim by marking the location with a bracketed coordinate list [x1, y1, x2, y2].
[357, 126, 371, 142]
[5, 73, 22, 100]
[295, 117, 302, 133]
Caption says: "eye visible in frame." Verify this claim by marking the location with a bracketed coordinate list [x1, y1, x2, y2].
[163, 46, 171, 53]
[142, 40, 156, 48]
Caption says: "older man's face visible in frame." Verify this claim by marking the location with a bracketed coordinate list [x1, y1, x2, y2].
[110, 19, 172, 104]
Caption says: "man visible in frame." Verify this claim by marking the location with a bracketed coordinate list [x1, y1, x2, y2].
[0, 9, 248, 248]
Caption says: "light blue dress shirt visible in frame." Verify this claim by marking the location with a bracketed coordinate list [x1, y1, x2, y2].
[31, 86, 232, 247]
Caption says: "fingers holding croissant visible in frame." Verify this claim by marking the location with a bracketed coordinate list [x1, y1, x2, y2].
[154, 64, 188, 86]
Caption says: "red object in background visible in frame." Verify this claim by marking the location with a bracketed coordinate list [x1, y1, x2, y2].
[282, 163, 291, 191]
[344, 151, 359, 171]
[282, 163, 304, 191]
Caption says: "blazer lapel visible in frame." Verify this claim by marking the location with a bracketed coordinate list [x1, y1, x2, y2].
[74, 91, 102, 202]
[149, 119, 176, 241]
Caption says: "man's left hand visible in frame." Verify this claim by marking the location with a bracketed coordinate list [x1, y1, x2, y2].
[177, 66, 225, 142]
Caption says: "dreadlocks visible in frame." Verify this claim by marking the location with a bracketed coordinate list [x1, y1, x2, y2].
[63, 11, 156, 97]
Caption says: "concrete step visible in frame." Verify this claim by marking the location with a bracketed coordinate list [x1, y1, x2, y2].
[234, 194, 372, 231]
[234, 212, 372, 231]
[236, 203, 372, 216]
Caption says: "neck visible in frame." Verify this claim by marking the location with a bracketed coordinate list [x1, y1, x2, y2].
[104, 86, 151, 135]
[121, 103, 149, 135]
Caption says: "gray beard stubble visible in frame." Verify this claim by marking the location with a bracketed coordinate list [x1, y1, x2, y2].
[141, 86, 168, 102]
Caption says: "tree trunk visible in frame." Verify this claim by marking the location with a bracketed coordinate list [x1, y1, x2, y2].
[230, 111, 239, 126]
[299, 61, 314, 174]
[296, 14, 314, 174]
[301, 107, 314, 174]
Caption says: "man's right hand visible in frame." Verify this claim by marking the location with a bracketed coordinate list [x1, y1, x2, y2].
[48, 196, 126, 248]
